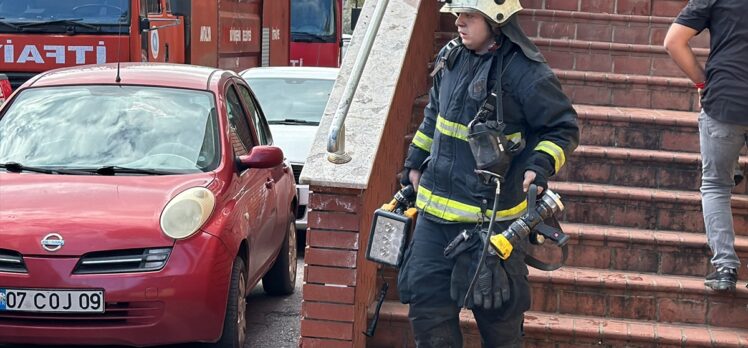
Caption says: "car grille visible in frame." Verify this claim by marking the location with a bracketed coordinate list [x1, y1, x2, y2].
[0, 249, 27, 273]
[292, 164, 303, 183]
[0, 301, 164, 326]
[73, 248, 172, 274]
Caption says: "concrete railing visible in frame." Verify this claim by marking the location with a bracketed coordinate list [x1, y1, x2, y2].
[298, 0, 440, 346]
[327, 0, 390, 164]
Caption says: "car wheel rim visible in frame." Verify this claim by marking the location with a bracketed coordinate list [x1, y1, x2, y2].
[288, 222, 297, 282]
[237, 271, 247, 346]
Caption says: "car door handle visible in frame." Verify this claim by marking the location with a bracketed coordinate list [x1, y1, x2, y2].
[265, 178, 274, 188]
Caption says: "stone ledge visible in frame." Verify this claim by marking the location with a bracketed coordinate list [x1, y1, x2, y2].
[300, 0, 420, 190]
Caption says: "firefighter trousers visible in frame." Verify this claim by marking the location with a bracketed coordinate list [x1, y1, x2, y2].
[398, 215, 528, 348]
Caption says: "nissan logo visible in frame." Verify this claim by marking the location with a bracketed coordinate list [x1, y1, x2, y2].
[41, 233, 65, 252]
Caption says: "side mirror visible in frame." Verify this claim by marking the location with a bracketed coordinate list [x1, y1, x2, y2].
[139, 17, 151, 32]
[237, 146, 284, 171]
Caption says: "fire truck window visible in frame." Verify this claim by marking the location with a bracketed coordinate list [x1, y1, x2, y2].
[0, 1, 29, 16]
[237, 84, 270, 146]
[291, 0, 335, 38]
[226, 86, 255, 155]
[0, 0, 129, 23]
[141, 0, 161, 15]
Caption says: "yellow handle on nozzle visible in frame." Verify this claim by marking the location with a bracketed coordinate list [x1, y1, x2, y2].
[404, 207, 418, 219]
[381, 198, 398, 212]
[489, 234, 513, 260]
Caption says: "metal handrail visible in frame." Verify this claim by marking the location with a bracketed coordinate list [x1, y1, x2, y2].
[327, 0, 390, 164]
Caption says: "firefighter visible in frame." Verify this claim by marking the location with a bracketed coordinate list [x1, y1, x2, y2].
[397, 1, 579, 346]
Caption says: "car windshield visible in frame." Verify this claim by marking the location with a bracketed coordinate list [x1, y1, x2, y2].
[0, 0, 130, 25]
[291, 0, 335, 38]
[0, 85, 220, 173]
[245, 77, 333, 124]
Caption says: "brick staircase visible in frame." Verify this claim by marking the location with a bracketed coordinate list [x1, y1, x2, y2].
[367, 0, 748, 347]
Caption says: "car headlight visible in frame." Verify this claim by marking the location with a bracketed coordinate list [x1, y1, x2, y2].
[160, 187, 216, 239]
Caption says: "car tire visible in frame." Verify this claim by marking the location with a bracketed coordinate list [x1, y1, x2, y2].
[210, 257, 247, 348]
[262, 217, 297, 296]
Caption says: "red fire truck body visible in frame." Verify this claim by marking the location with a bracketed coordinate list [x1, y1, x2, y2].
[0, 0, 289, 88]
[289, 0, 342, 67]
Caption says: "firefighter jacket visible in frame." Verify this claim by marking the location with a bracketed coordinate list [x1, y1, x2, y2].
[404, 36, 579, 223]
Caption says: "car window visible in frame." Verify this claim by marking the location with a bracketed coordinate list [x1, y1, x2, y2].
[225, 85, 255, 155]
[237, 84, 271, 145]
[0, 85, 219, 172]
[244, 76, 333, 124]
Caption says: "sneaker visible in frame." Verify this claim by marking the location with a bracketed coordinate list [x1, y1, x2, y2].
[705, 267, 737, 291]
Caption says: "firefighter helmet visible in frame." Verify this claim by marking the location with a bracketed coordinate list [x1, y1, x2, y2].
[439, 0, 523, 26]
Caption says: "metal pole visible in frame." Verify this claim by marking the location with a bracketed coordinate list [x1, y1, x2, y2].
[327, 0, 390, 164]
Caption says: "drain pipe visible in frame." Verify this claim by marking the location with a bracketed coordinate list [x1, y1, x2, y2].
[327, 0, 390, 164]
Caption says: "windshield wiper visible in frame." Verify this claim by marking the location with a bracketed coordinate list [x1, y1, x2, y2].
[92, 166, 177, 176]
[0, 18, 21, 31]
[20, 19, 99, 31]
[0, 162, 90, 175]
[292, 32, 332, 42]
[268, 119, 320, 126]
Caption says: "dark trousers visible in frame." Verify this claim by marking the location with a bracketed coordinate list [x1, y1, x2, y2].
[398, 216, 528, 348]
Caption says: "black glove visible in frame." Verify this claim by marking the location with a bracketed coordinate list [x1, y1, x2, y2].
[400, 168, 411, 187]
[470, 247, 511, 310]
[448, 230, 511, 310]
[531, 170, 548, 193]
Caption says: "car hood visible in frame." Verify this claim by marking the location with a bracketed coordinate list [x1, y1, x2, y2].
[0, 173, 215, 256]
[269, 124, 318, 165]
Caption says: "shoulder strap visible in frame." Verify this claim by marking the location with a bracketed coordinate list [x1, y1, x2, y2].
[479, 49, 504, 124]
[430, 38, 463, 77]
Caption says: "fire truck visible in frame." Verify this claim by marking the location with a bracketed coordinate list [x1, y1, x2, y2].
[289, 0, 342, 67]
[0, 0, 290, 88]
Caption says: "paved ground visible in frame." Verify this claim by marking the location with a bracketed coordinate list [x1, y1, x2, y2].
[243, 254, 304, 348]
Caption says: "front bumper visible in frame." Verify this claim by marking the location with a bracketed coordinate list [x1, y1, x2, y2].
[0, 233, 234, 347]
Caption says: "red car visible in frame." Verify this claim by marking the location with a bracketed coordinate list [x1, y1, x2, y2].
[0, 63, 298, 347]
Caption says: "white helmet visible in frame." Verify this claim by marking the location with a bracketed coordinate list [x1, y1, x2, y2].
[439, 0, 523, 26]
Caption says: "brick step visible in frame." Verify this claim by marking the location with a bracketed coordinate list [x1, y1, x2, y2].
[412, 100, 701, 153]
[550, 181, 748, 235]
[530, 266, 748, 330]
[574, 104, 700, 152]
[534, 223, 748, 281]
[523, 0, 692, 17]
[437, 8, 710, 48]
[556, 70, 699, 112]
[431, 33, 708, 78]
[535, 38, 708, 78]
[368, 301, 748, 347]
[518, 9, 710, 49]
[380, 223, 748, 303]
[557, 145, 748, 193]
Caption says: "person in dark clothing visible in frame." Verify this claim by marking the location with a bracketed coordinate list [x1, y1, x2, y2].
[396, 1, 579, 346]
[664, 0, 748, 291]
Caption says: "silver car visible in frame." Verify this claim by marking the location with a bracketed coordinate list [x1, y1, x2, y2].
[241, 67, 338, 231]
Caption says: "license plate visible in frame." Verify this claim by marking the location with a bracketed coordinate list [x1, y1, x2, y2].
[0, 288, 104, 313]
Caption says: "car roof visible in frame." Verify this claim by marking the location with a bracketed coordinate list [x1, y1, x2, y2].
[240, 66, 339, 80]
[27, 63, 227, 90]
